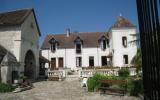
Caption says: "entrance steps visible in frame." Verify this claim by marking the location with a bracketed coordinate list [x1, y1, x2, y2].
[65, 72, 80, 81]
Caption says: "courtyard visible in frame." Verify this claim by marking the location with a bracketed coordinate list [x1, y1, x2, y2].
[0, 77, 140, 100]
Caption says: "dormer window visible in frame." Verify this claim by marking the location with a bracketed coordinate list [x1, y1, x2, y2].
[76, 43, 81, 53]
[102, 40, 106, 49]
[74, 37, 83, 54]
[51, 43, 56, 52]
[99, 35, 109, 50]
[49, 38, 58, 52]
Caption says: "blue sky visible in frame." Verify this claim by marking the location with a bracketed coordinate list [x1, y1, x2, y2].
[0, 0, 139, 45]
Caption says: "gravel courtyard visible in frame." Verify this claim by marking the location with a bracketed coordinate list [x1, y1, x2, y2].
[0, 77, 140, 100]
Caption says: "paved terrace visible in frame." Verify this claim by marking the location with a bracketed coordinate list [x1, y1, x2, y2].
[0, 77, 140, 100]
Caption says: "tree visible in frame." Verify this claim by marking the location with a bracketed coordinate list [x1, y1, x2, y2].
[131, 48, 142, 75]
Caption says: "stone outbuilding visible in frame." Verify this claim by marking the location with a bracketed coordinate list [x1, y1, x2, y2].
[0, 8, 41, 83]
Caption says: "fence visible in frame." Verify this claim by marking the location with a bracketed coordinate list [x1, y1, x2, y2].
[136, 0, 160, 99]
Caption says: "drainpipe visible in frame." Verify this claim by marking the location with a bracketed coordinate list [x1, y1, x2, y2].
[48, 49, 50, 69]
[97, 46, 99, 66]
[65, 48, 66, 69]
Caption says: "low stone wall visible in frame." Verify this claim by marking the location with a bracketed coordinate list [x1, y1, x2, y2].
[79, 67, 137, 78]
[47, 69, 66, 81]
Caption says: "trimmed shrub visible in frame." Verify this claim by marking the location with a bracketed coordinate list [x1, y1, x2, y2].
[0, 83, 15, 93]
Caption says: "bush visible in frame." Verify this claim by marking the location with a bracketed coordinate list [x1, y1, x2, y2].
[67, 71, 73, 75]
[118, 68, 130, 78]
[87, 72, 143, 96]
[0, 83, 15, 93]
[87, 73, 120, 92]
[130, 79, 143, 96]
[87, 73, 107, 92]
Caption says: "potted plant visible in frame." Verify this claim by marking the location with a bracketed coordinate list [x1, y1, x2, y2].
[20, 75, 28, 83]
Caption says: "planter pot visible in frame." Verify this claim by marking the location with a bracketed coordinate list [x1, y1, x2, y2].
[14, 80, 19, 84]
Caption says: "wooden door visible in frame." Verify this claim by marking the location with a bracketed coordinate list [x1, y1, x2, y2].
[58, 58, 63, 68]
[51, 58, 56, 70]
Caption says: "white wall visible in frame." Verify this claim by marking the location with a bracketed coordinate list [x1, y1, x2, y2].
[110, 28, 137, 67]
[42, 47, 110, 70]
[42, 29, 137, 70]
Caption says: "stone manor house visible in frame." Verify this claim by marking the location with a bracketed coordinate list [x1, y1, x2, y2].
[0, 8, 137, 83]
[41, 16, 137, 71]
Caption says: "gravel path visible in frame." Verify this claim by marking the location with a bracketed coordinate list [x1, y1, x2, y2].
[0, 77, 140, 100]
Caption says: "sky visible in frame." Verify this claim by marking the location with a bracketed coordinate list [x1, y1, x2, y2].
[0, 0, 139, 45]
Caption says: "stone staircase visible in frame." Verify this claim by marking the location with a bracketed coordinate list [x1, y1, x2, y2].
[65, 71, 80, 81]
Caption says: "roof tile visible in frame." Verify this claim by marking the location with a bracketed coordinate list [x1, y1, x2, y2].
[41, 32, 107, 49]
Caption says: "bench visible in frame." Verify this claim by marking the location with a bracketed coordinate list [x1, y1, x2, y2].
[99, 80, 127, 96]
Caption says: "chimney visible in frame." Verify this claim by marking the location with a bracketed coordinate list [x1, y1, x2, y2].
[66, 28, 70, 37]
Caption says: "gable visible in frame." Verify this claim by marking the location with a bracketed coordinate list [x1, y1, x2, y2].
[0, 8, 41, 36]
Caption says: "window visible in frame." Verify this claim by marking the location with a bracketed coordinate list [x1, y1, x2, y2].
[122, 36, 127, 47]
[107, 39, 109, 47]
[123, 55, 128, 64]
[99, 36, 108, 50]
[101, 56, 107, 66]
[102, 40, 106, 50]
[89, 56, 94, 67]
[74, 37, 83, 54]
[76, 57, 82, 67]
[49, 38, 58, 52]
[51, 43, 56, 52]
[76, 43, 81, 54]
[51, 58, 56, 70]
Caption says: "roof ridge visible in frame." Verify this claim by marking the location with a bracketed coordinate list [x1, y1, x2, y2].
[47, 31, 106, 36]
[0, 8, 33, 14]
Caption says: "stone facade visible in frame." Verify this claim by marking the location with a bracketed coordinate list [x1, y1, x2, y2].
[0, 8, 40, 83]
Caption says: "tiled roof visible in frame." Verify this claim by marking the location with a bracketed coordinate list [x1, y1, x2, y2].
[39, 55, 49, 63]
[0, 8, 32, 26]
[112, 16, 135, 28]
[0, 45, 7, 56]
[0, 45, 7, 63]
[41, 32, 108, 49]
[0, 8, 41, 36]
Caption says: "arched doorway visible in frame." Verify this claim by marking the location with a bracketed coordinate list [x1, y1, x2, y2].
[0, 45, 7, 82]
[24, 50, 36, 79]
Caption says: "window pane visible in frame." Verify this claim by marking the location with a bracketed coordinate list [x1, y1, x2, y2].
[89, 56, 94, 66]
[122, 37, 127, 47]
[101, 56, 107, 66]
[103, 40, 106, 49]
[123, 55, 128, 64]
[76, 44, 81, 53]
[76, 57, 82, 67]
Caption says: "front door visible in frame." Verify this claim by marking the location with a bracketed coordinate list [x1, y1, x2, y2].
[58, 58, 63, 68]
[51, 58, 56, 70]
